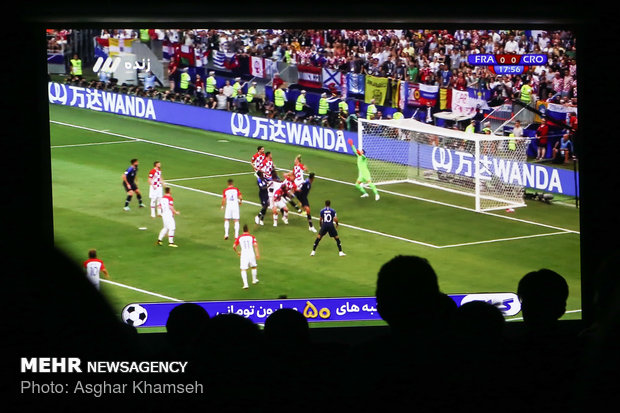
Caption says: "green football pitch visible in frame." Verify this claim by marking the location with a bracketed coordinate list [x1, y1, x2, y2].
[49, 103, 582, 329]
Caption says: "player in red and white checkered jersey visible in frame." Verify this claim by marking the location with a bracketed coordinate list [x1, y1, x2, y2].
[233, 224, 260, 289]
[293, 155, 307, 188]
[281, 172, 298, 194]
[221, 179, 243, 240]
[83, 249, 110, 290]
[148, 161, 164, 218]
[259, 152, 276, 181]
[156, 187, 180, 247]
[288, 155, 307, 212]
[271, 181, 290, 227]
[251, 146, 266, 172]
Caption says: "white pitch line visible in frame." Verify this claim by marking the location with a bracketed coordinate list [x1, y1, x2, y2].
[166, 171, 256, 182]
[49, 120, 579, 236]
[100, 278, 182, 302]
[438, 231, 574, 249]
[166, 182, 440, 248]
[51, 140, 138, 148]
[51, 120, 250, 165]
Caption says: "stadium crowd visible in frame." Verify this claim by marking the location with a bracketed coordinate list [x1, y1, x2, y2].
[163, 28, 576, 106]
[58, 28, 578, 113]
[56, 28, 578, 162]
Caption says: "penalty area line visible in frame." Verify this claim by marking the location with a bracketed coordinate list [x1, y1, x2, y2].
[438, 231, 574, 249]
[167, 171, 256, 182]
[100, 279, 182, 302]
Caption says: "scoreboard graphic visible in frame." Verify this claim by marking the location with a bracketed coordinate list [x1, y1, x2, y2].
[467, 54, 548, 75]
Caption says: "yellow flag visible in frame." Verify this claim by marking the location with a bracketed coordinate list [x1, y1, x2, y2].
[534, 101, 548, 123]
[439, 87, 448, 110]
[365, 75, 389, 105]
[109, 38, 135, 56]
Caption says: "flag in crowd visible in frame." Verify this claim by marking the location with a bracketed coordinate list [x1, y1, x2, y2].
[195, 48, 209, 67]
[451, 88, 475, 117]
[364, 75, 389, 105]
[297, 65, 322, 89]
[213, 50, 227, 69]
[407, 83, 439, 107]
[386, 78, 402, 108]
[468, 88, 491, 110]
[250, 56, 279, 79]
[322, 67, 344, 92]
[398, 80, 408, 109]
[162, 40, 175, 60]
[439, 88, 449, 110]
[108, 38, 134, 56]
[250, 55, 266, 78]
[178, 45, 195, 67]
[212, 50, 237, 70]
[346, 73, 365, 95]
[265, 59, 278, 79]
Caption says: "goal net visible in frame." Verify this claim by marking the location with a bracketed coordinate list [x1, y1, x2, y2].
[358, 117, 528, 212]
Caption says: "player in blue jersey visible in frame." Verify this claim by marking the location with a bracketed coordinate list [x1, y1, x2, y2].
[310, 200, 345, 256]
[297, 172, 317, 232]
[122, 158, 145, 210]
[254, 170, 270, 226]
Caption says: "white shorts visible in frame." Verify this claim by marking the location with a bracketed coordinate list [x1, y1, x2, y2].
[87, 273, 100, 290]
[225, 203, 240, 220]
[162, 214, 176, 231]
[150, 186, 163, 199]
[294, 178, 304, 189]
[240, 253, 257, 270]
[273, 199, 287, 210]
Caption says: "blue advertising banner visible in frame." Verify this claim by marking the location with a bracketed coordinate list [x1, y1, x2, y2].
[47, 82, 358, 155]
[48, 82, 578, 196]
[364, 138, 579, 196]
[121, 293, 521, 327]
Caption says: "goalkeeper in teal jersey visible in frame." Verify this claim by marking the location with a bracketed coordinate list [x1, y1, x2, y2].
[348, 139, 380, 200]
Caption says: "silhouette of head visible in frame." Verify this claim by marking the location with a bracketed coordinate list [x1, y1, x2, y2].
[517, 269, 569, 328]
[166, 303, 210, 348]
[203, 313, 262, 350]
[264, 308, 310, 345]
[455, 300, 505, 340]
[376, 255, 441, 329]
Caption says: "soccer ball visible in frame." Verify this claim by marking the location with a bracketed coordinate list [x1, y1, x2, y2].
[122, 304, 148, 327]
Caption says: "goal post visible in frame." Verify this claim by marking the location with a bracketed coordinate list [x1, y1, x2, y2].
[357, 117, 528, 212]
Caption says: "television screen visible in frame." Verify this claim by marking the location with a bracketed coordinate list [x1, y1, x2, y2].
[14, 5, 620, 412]
[43, 25, 584, 330]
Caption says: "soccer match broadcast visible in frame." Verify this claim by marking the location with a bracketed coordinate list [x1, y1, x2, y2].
[46, 27, 581, 331]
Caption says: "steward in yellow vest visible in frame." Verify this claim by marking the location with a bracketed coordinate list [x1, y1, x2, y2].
[232, 77, 244, 98]
[206, 71, 217, 97]
[274, 85, 286, 117]
[179, 70, 191, 92]
[520, 79, 533, 105]
[70, 54, 82, 78]
[140, 29, 150, 43]
[296, 91, 307, 112]
[318, 93, 329, 116]
[366, 99, 377, 119]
